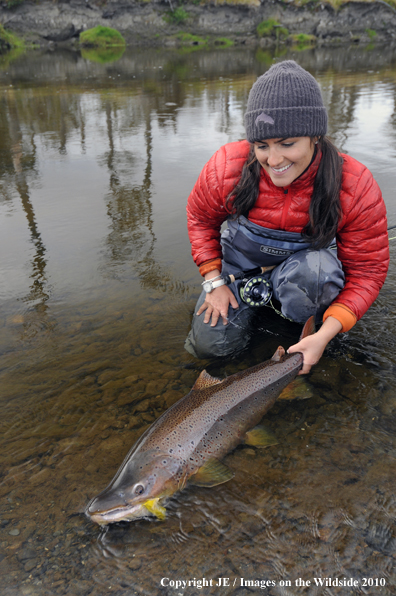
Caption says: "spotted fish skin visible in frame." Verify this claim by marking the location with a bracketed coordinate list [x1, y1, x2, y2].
[86, 318, 314, 525]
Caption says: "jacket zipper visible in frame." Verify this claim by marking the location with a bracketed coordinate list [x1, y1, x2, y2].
[280, 188, 292, 229]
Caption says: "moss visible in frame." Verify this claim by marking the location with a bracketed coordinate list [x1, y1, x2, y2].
[289, 33, 317, 48]
[214, 37, 234, 47]
[163, 7, 189, 25]
[175, 32, 207, 45]
[4, 0, 24, 7]
[257, 19, 288, 40]
[79, 26, 126, 48]
[0, 23, 25, 52]
[365, 28, 377, 40]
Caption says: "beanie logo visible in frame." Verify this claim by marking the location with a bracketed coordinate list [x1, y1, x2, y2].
[255, 112, 274, 126]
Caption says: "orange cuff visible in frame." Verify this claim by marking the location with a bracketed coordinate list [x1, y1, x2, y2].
[199, 258, 222, 277]
[323, 304, 357, 333]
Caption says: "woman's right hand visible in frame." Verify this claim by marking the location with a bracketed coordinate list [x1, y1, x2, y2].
[197, 285, 239, 326]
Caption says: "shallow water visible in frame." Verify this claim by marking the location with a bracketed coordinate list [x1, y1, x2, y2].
[1, 44, 396, 596]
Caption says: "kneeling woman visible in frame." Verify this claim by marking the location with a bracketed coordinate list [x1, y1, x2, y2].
[185, 60, 389, 373]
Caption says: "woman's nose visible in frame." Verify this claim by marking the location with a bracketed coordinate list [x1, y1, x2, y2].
[267, 148, 283, 168]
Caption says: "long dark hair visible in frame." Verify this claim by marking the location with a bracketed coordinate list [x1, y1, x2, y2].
[226, 136, 343, 249]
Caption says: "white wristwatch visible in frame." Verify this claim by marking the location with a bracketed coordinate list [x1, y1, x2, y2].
[202, 277, 226, 293]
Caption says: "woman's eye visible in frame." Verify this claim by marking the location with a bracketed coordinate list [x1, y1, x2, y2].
[282, 142, 294, 147]
[134, 484, 145, 495]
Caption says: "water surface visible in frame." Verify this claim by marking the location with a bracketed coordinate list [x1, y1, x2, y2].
[1, 45, 396, 596]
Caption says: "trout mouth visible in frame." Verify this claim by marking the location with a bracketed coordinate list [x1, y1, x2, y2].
[87, 502, 149, 525]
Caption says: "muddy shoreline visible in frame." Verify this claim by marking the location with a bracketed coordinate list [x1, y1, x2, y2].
[1, 0, 396, 48]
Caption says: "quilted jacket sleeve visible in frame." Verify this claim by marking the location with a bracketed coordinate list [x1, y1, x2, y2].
[334, 157, 389, 321]
[187, 143, 246, 267]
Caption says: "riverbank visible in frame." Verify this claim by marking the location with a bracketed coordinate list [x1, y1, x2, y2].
[1, 0, 396, 49]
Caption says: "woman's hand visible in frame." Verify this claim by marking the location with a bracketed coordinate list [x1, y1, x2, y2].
[197, 285, 239, 326]
[288, 316, 342, 374]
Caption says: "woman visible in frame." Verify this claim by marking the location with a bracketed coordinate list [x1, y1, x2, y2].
[185, 61, 389, 373]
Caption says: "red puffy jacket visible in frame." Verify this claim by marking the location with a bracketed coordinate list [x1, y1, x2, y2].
[187, 140, 389, 324]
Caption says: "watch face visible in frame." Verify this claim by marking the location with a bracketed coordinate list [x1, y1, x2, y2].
[203, 281, 212, 293]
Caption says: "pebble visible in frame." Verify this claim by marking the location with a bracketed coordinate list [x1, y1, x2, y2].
[9, 528, 20, 536]
[24, 559, 38, 572]
[128, 558, 142, 571]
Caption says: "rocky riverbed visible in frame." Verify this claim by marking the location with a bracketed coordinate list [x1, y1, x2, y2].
[1, 0, 396, 48]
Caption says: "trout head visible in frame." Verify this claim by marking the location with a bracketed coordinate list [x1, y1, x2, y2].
[86, 450, 182, 525]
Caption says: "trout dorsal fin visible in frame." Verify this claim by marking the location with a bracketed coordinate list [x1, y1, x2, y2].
[299, 316, 315, 340]
[271, 346, 285, 362]
[192, 370, 222, 390]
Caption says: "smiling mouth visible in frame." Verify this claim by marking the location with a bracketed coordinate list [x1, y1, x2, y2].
[271, 163, 293, 173]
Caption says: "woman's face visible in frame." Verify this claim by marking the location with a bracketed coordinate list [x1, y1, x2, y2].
[254, 137, 316, 187]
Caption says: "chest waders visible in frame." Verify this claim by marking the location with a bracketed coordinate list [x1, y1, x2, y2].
[185, 216, 345, 360]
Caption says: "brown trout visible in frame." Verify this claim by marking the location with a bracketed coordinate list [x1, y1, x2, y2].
[86, 316, 315, 525]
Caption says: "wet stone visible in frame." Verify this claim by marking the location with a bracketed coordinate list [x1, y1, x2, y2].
[24, 558, 39, 572]
[127, 416, 141, 429]
[144, 379, 168, 396]
[17, 547, 37, 562]
[134, 398, 151, 413]
[128, 557, 142, 570]
[162, 370, 180, 380]
[97, 369, 119, 385]
[162, 390, 182, 408]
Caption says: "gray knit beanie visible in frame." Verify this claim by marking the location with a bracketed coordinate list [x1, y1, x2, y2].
[245, 60, 328, 142]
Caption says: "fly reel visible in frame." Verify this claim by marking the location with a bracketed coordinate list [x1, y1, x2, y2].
[239, 275, 272, 307]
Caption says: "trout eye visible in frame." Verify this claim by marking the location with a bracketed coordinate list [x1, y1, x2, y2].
[134, 484, 145, 495]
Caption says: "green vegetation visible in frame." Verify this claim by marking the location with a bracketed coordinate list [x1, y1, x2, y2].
[173, 33, 234, 49]
[79, 26, 126, 48]
[2, 0, 396, 10]
[257, 19, 288, 41]
[365, 28, 377, 40]
[0, 23, 25, 52]
[175, 32, 206, 45]
[289, 33, 317, 48]
[3, 0, 24, 8]
[214, 37, 234, 47]
[163, 7, 189, 25]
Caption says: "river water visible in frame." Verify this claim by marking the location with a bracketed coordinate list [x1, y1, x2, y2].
[1, 44, 396, 596]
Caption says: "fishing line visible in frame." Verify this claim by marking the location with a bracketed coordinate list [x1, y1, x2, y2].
[388, 225, 396, 241]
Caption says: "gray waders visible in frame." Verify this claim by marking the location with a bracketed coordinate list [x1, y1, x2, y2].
[185, 216, 345, 359]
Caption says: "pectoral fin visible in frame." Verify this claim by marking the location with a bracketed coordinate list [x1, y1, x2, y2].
[189, 459, 234, 487]
[144, 498, 166, 521]
[245, 424, 278, 448]
[278, 377, 313, 401]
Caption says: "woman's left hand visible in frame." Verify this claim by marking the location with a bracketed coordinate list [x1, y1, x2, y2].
[287, 316, 342, 374]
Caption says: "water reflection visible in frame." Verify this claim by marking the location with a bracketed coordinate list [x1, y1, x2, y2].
[0, 45, 396, 596]
[3, 89, 54, 341]
[102, 99, 156, 281]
